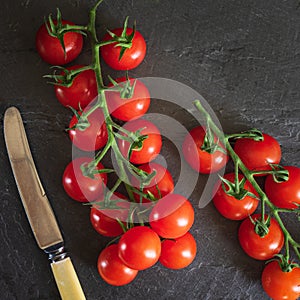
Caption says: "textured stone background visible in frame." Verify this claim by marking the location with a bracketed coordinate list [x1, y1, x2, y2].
[0, 0, 299, 299]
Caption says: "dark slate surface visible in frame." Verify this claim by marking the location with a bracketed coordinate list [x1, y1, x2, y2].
[0, 0, 299, 299]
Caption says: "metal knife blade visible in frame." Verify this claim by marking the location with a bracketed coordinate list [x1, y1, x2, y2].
[4, 106, 63, 249]
[4, 107, 86, 300]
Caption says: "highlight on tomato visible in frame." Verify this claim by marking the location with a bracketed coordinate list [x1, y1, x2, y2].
[182, 125, 228, 174]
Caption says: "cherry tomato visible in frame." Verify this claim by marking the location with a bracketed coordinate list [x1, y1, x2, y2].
[262, 260, 300, 300]
[54, 65, 98, 110]
[90, 193, 129, 237]
[234, 133, 281, 173]
[68, 107, 108, 152]
[182, 126, 228, 174]
[265, 166, 300, 209]
[117, 119, 162, 164]
[212, 173, 259, 220]
[36, 20, 83, 65]
[62, 157, 107, 202]
[131, 162, 174, 203]
[101, 28, 146, 70]
[149, 194, 194, 239]
[106, 77, 150, 121]
[159, 232, 197, 269]
[238, 214, 284, 260]
[118, 226, 161, 270]
[97, 244, 138, 286]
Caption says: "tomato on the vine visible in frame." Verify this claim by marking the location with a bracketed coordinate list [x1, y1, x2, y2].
[90, 193, 129, 237]
[97, 244, 138, 286]
[182, 126, 228, 174]
[234, 133, 281, 173]
[100, 28, 146, 70]
[62, 157, 107, 202]
[149, 194, 194, 239]
[131, 162, 174, 203]
[117, 119, 162, 164]
[212, 173, 259, 220]
[36, 20, 83, 65]
[106, 77, 150, 121]
[54, 65, 98, 110]
[118, 226, 161, 270]
[238, 214, 284, 260]
[68, 107, 108, 152]
[262, 260, 300, 300]
[265, 166, 300, 209]
[159, 232, 197, 270]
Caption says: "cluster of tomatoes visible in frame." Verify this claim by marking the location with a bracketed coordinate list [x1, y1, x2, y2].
[36, 12, 198, 286]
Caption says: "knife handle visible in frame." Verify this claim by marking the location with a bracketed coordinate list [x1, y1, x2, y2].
[51, 257, 86, 300]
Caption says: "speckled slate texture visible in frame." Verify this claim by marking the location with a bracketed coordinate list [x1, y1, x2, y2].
[0, 0, 299, 299]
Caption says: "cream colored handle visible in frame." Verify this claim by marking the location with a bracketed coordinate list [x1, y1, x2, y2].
[51, 257, 86, 300]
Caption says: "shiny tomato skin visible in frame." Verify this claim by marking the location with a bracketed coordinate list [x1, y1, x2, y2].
[131, 162, 174, 203]
[265, 166, 300, 209]
[262, 260, 300, 300]
[54, 65, 98, 110]
[36, 20, 83, 65]
[182, 126, 228, 174]
[118, 119, 162, 164]
[238, 214, 284, 260]
[149, 194, 194, 239]
[106, 77, 150, 121]
[118, 226, 161, 270]
[90, 193, 129, 237]
[159, 232, 197, 270]
[234, 133, 281, 173]
[62, 157, 107, 202]
[101, 28, 146, 70]
[68, 108, 108, 152]
[212, 173, 259, 220]
[97, 244, 138, 286]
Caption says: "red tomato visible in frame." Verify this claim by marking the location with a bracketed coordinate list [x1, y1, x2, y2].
[149, 194, 194, 239]
[101, 28, 146, 70]
[97, 244, 138, 286]
[117, 119, 162, 164]
[234, 133, 281, 173]
[68, 108, 108, 152]
[159, 232, 197, 269]
[54, 65, 98, 110]
[36, 20, 83, 65]
[238, 214, 284, 260]
[265, 166, 300, 209]
[90, 193, 129, 237]
[212, 173, 259, 220]
[118, 226, 161, 270]
[262, 260, 300, 300]
[106, 77, 150, 121]
[131, 162, 174, 203]
[62, 157, 107, 202]
[182, 126, 228, 174]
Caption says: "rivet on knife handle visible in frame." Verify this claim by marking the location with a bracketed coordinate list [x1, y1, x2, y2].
[3, 107, 86, 300]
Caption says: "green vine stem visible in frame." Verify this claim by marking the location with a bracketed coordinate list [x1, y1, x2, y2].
[194, 99, 300, 267]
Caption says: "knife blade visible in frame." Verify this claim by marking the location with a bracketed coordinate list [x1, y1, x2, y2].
[4, 106, 86, 300]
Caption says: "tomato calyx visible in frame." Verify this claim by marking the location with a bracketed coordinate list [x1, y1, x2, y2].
[201, 125, 226, 154]
[229, 128, 264, 142]
[100, 16, 136, 61]
[250, 214, 271, 237]
[45, 8, 87, 56]
[80, 161, 114, 179]
[107, 74, 137, 99]
[271, 254, 300, 273]
[269, 164, 290, 183]
[219, 175, 257, 201]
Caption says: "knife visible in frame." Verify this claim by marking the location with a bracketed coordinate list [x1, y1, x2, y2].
[3, 106, 86, 300]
